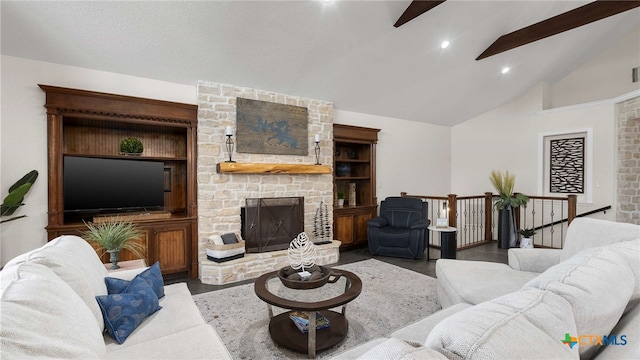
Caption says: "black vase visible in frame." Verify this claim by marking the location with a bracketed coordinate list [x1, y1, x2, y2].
[498, 206, 518, 249]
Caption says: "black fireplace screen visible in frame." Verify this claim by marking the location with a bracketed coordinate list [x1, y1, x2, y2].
[242, 197, 304, 253]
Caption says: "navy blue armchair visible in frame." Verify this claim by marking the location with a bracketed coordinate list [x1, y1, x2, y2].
[367, 197, 430, 259]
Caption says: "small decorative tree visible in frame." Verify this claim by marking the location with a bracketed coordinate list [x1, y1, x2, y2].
[287, 232, 317, 275]
[312, 202, 331, 242]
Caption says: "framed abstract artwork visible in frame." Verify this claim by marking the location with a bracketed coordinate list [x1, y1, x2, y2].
[538, 129, 592, 204]
[236, 98, 308, 155]
[549, 137, 585, 194]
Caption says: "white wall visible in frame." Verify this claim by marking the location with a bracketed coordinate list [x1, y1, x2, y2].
[452, 83, 617, 220]
[451, 25, 640, 221]
[549, 26, 640, 108]
[334, 110, 451, 201]
[0, 55, 196, 265]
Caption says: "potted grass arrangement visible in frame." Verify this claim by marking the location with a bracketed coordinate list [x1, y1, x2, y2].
[82, 217, 145, 269]
[489, 170, 529, 249]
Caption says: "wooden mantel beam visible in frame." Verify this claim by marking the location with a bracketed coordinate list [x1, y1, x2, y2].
[216, 162, 331, 175]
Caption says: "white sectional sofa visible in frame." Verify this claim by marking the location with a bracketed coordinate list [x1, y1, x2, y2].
[332, 218, 640, 359]
[0, 235, 232, 359]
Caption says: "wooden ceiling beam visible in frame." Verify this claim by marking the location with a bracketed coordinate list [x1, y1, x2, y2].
[476, 0, 640, 60]
[394, 0, 446, 28]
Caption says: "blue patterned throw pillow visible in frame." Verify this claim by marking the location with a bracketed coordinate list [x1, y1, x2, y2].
[104, 261, 165, 298]
[96, 276, 161, 344]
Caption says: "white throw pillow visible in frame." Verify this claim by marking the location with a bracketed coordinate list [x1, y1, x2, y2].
[523, 246, 634, 359]
[1, 262, 106, 358]
[208, 234, 225, 245]
[425, 288, 578, 359]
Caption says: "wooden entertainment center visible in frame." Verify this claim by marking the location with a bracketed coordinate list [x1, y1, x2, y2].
[41, 85, 198, 278]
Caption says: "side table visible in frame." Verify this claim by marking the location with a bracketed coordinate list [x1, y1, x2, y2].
[428, 226, 458, 259]
[103, 259, 147, 273]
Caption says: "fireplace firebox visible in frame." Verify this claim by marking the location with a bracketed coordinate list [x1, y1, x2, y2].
[241, 197, 304, 253]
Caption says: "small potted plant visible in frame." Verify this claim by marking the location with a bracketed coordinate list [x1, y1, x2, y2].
[337, 191, 346, 206]
[82, 218, 145, 269]
[120, 137, 144, 155]
[518, 228, 536, 249]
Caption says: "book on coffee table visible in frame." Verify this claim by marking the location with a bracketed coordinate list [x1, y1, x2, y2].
[289, 311, 330, 334]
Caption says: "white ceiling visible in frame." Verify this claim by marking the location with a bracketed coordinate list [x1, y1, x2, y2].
[2, 1, 638, 126]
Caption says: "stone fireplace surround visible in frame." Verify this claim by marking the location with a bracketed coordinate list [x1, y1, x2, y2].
[196, 81, 337, 284]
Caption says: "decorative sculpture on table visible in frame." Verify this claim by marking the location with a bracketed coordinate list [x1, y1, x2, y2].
[278, 232, 337, 289]
[287, 232, 317, 280]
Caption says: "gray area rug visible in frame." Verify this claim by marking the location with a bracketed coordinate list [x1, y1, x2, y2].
[193, 259, 441, 359]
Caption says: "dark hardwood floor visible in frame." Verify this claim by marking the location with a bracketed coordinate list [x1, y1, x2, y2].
[183, 242, 508, 295]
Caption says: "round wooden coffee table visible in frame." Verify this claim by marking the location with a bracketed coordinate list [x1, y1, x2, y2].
[254, 268, 362, 359]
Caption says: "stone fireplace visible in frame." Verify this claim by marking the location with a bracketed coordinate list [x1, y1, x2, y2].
[196, 81, 337, 285]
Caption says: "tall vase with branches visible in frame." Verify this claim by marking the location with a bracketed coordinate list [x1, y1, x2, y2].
[489, 170, 528, 248]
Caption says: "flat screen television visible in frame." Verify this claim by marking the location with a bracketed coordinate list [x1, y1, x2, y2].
[63, 156, 165, 216]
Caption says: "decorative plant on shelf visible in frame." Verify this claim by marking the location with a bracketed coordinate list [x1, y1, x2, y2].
[489, 170, 529, 249]
[120, 137, 144, 155]
[1, 170, 38, 224]
[337, 190, 346, 206]
[81, 218, 145, 269]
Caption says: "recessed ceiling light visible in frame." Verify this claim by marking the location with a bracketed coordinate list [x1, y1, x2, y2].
[441, 41, 450, 49]
[501, 67, 510, 74]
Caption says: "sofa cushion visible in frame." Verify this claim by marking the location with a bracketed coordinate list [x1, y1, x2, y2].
[1, 262, 106, 358]
[560, 218, 639, 262]
[105, 262, 165, 299]
[591, 304, 639, 360]
[3, 235, 109, 332]
[606, 239, 640, 313]
[523, 246, 634, 359]
[425, 288, 578, 359]
[390, 303, 472, 344]
[358, 338, 448, 360]
[104, 282, 209, 350]
[97, 277, 162, 344]
[103, 324, 232, 359]
[436, 259, 539, 307]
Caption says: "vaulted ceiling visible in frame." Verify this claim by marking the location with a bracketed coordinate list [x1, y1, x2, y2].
[2, 1, 638, 126]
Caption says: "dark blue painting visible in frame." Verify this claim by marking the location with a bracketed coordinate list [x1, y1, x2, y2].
[236, 98, 308, 155]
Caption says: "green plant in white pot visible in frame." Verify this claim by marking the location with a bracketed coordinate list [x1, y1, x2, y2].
[490, 170, 529, 249]
[82, 218, 145, 269]
[518, 228, 536, 249]
[337, 190, 346, 206]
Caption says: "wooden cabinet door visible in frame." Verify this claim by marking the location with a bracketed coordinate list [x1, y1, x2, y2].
[334, 213, 355, 246]
[118, 230, 150, 262]
[353, 212, 372, 245]
[151, 223, 191, 274]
